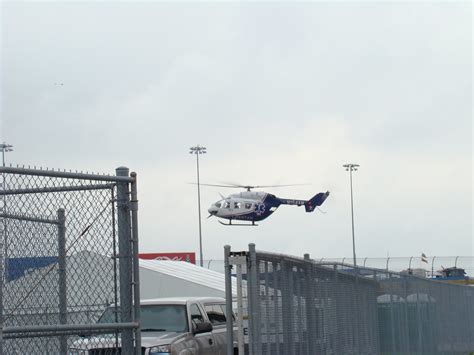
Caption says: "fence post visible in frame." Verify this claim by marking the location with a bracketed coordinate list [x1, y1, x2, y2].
[388, 273, 396, 353]
[295, 264, 303, 355]
[57, 208, 67, 355]
[0, 210, 4, 355]
[248, 243, 260, 354]
[235, 261, 245, 355]
[431, 256, 436, 278]
[130, 172, 142, 355]
[0, 170, 6, 355]
[263, 261, 271, 354]
[247, 253, 254, 355]
[272, 261, 281, 355]
[116, 167, 133, 354]
[332, 264, 341, 352]
[288, 262, 296, 354]
[402, 275, 410, 352]
[224, 245, 234, 355]
[354, 264, 360, 353]
[304, 254, 315, 355]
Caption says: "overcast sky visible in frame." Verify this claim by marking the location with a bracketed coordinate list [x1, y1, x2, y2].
[1, 1, 472, 264]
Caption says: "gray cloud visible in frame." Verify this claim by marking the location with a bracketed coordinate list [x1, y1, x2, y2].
[1, 1, 472, 260]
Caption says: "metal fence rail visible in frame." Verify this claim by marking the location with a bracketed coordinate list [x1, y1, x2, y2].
[0, 166, 141, 354]
[204, 256, 474, 276]
[225, 244, 474, 355]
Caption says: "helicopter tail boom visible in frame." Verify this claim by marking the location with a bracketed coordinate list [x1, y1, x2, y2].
[277, 191, 330, 212]
[304, 191, 330, 212]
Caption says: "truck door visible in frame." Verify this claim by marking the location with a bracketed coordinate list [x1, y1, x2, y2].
[190, 303, 216, 355]
[203, 303, 229, 355]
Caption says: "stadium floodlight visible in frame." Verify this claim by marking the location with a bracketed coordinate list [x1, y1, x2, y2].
[189, 145, 207, 267]
[0, 142, 13, 167]
[343, 163, 360, 267]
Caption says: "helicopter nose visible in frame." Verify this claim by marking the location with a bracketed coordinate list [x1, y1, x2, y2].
[208, 207, 218, 215]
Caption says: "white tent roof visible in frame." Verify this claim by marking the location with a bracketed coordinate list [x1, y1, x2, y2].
[139, 259, 243, 297]
[5, 253, 244, 318]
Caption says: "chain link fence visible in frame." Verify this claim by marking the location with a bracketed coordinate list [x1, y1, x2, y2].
[0, 166, 141, 354]
[225, 244, 474, 355]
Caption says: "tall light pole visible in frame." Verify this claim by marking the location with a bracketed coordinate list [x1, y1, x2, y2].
[0, 143, 13, 167]
[343, 163, 359, 267]
[189, 145, 206, 267]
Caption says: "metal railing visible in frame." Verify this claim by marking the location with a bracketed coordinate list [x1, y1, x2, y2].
[206, 256, 474, 276]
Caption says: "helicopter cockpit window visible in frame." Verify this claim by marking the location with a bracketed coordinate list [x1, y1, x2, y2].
[214, 202, 222, 208]
[224, 201, 231, 209]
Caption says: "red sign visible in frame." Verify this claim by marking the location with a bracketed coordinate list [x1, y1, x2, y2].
[139, 252, 196, 264]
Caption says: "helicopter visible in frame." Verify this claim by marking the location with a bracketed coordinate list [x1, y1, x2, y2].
[203, 183, 330, 226]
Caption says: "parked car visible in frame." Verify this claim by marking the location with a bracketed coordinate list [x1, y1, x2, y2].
[68, 297, 237, 355]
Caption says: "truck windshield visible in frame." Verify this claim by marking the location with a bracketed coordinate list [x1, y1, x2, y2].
[98, 305, 188, 333]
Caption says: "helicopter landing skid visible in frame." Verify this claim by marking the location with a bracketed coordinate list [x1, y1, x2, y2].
[218, 220, 258, 227]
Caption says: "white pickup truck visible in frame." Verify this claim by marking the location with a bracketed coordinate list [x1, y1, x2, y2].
[68, 297, 237, 355]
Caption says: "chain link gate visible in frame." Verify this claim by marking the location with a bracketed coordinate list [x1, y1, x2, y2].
[0, 166, 141, 354]
[225, 244, 474, 355]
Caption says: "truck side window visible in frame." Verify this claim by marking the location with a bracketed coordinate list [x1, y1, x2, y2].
[219, 304, 235, 321]
[190, 304, 204, 325]
[204, 304, 226, 325]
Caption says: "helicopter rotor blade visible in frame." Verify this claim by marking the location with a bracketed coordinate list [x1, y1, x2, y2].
[220, 181, 310, 189]
[219, 181, 249, 188]
[219, 182, 310, 189]
[188, 183, 243, 188]
[188, 182, 310, 190]
[252, 183, 310, 188]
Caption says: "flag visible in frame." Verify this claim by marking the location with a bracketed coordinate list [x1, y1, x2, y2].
[421, 253, 428, 263]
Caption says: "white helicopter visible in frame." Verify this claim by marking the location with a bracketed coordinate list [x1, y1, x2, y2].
[203, 183, 330, 226]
